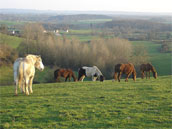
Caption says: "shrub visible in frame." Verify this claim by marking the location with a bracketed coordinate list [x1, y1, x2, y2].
[0, 44, 18, 66]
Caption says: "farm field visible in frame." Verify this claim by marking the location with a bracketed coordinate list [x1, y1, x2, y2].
[0, 75, 171, 128]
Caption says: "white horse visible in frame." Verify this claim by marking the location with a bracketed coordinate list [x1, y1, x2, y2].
[13, 54, 44, 95]
[78, 66, 104, 82]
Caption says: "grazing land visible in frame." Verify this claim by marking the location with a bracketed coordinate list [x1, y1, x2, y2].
[0, 75, 171, 129]
[131, 41, 171, 76]
[0, 33, 22, 48]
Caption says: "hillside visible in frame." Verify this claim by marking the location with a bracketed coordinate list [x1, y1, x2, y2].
[0, 75, 171, 128]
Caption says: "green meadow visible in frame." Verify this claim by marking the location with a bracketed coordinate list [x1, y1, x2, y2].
[0, 76, 171, 128]
[0, 33, 23, 49]
[131, 41, 171, 76]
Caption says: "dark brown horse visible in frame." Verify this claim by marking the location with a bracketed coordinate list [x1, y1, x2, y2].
[54, 68, 77, 82]
[140, 63, 157, 79]
[113, 63, 136, 82]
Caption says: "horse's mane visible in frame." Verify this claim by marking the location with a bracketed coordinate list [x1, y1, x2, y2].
[93, 66, 103, 75]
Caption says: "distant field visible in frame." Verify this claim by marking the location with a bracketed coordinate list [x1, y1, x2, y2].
[0, 75, 171, 128]
[0, 20, 26, 26]
[0, 33, 23, 48]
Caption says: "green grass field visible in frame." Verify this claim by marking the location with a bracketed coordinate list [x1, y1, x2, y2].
[0, 75, 171, 128]
[131, 41, 171, 76]
[0, 33, 23, 49]
[0, 20, 26, 26]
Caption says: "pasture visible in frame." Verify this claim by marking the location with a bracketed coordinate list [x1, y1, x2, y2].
[0, 33, 23, 48]
[0, 75, 171, 128]
[131, 41, 171, 76]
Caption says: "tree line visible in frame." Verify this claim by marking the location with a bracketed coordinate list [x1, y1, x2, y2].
[17, 23, 148, 78]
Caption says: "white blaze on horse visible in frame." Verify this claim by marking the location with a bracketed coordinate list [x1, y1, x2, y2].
[13, 54, 44, 95]
[78, 66, 104, 82]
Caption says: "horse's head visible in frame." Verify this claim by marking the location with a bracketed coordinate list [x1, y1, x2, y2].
[153, 72, 157, 79]
[99, 75, 104, 82]
[35, 56, 44, 71]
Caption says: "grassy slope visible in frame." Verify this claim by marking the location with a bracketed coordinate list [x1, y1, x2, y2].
[0, 66, 13, 85]
[0, 76, 171, 128]
[0, 33, 23, 49]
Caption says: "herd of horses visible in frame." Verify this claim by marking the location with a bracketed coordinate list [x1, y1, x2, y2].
[13, 54, 157, 95]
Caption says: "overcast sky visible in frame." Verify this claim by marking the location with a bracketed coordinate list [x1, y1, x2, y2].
[0, 0, 172, 12]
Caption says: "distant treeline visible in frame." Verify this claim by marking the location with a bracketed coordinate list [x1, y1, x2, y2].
[104, 19, 172, 31]
[0, 14, 111, 23]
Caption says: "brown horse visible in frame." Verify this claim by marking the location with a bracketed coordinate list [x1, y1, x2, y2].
[54, 68, 77, 82]
[140, 63, 157, 79]
[113, 63, 136, 82]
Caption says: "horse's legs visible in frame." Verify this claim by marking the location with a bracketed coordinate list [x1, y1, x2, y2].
[21, 79, 25, 93]
[92, 76, 97, 81]
[148, 71, 150, 79]
[56, 76, 60, 82]
[146, 72, 148, 79]
[118, 72, 122, 82]
[68, 75, 71, 82]
[29, 76, 34, 93]
[141, 71, 144, 79]
[132, 72, 136, 81]
[125, 72, 132, 82]
[15, 79, 19, 95]
[25, 78, 30, 95]
[65, 76, 68, 82]
[80, 75, 85, 82]
[17, 76, 23, 95]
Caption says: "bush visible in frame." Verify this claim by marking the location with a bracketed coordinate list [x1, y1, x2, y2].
[0, 44, 18, 66]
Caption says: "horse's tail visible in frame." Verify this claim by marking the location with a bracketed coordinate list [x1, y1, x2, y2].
[132, 65, 137, 81]
[78, 67, 85, 81]
[13, 60, 19, 86]
[54, 69, 60, 80]
[78, 68, 81, 81]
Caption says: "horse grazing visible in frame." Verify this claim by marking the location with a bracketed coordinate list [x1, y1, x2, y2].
[140, 63, 157, 79]
[78, 66, 104, 82]
[113, 63, 136, 82]
[13, 54, 44, 95]
[54, 68, 77, 82]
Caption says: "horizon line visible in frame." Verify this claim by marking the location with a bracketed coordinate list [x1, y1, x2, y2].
[0, 8, 172, 14]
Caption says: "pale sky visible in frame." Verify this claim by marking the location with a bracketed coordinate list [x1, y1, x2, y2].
[0, 0, 172, 13]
